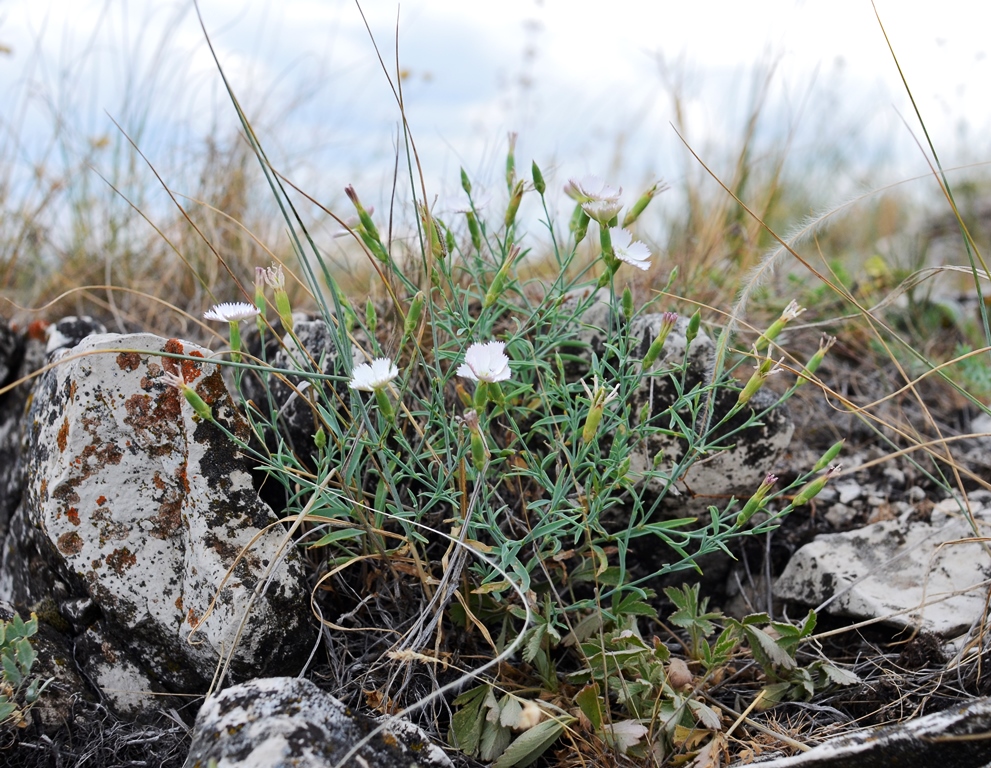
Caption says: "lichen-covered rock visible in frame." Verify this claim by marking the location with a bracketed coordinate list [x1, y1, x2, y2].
[5, 332, 314, 716]
[183, 677, 453, 768]
[0, 317, 108, 538]
[775, 497, 991, 638]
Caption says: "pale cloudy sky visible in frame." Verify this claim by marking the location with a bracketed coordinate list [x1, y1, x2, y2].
[3, 1, 989, 215]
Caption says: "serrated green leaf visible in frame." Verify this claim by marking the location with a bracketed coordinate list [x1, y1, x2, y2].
[14, 638, 36, 674]
[744, 627, 796, 673]
[822, 663, 860, 686]
[688, 698, 722, 730]
[499, 695, 523, 729]
[523, 624, 546, 664]
[2, 654, 21, 686]
[451, 685, 489, 755]
[575, 684, 602, 730]
[479, 718, 513, 762]
[615, 592, 658, 619]
[0, 699, 16, 724]
[10, 614, 25, 637]
[491, 718, 566, 768]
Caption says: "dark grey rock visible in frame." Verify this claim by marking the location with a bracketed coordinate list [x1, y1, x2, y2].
[733, 696, 991, 767]
[183, 677, 453, 768]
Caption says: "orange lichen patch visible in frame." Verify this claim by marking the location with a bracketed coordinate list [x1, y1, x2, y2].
[57, 417, 69, 452]
[176, 463, 190, 495]
[66, 507, 80, 526]
[174, 596, 184, 611]
[96, 496, 107, 506]
[149, 470, 184, 540]
[186, 607, 201, 628]
[106, 547, 136, 575]
[116, 352, 141, 372]
[162, 339, 204, 383]
[57, 531, 84, 555]
[26, 320, 49, 341]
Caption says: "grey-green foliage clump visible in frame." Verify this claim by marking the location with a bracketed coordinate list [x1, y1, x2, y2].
[0, 612, 50, 729]
[196, 112, 847, 764]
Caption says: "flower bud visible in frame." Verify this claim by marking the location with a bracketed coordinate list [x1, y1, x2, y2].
[265, 264, 294, 334]
[464, 409, 489, 471]
[163, 371, 213, 422]
[737, 351, 784, 407]
[484, 244, 521, 308]
[736, 473, 778, 527]
[254, 267, 268, 331]
[506, 132, 518, 191]
[795, 335, 836, 388]
[404, 291, 425, 337]
[685, 310, 702, 348]
[792, 464, 842, 507]
[314, 426, 327, 450]
[460, 167, 472, 196]
[531, 160, 546, 195]
[813, 440, 844, 472]
[581, 376, 620, 443]
[505, 179, 525, 230]
[345, 185, 382, 244]
[755, 300, 805, 353]
[642, 312, 678, 370]
[365, 298, 377, 333]
[419, 205, 446, 259]
[622, 287, 634, 322]
[570, 204, 589, 246]
[621, 180, 668, 228]
[466, 210, 482, 252]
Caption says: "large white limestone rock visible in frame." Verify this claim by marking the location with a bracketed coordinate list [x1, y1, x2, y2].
[15, 332, 314, 712]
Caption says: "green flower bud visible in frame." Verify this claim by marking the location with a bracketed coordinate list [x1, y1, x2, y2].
[622, 287, 634, 322]
[642, 312, 678, 370]
[365, 298, 377, 333]
[460, 167, 472, 196]
[813, 440, 844, 472]
[506, 131, 518, 191]
[531, 160, 546, 195]
[755, 300, 805, 353]
[404, 291, 425, 337]
[737, 352, 784, 407]
[345, 185, 382, 244]
[795, 335, 836, 388]
[581, 376, 619, 443]
[483, 245, 521, 308]
[466, 210, 482, 252]
[736, 473, 778, 527]
[685, 310, 702, 348]
[464, 409, 488, 471]
[621, 180, 668, 228]
[793, 465, 842, 506]
[570, 204, 590, 246]
[314, 426, 327, 450]
[164, 370, 213, 422]
[374, 388, 395, 422]
[505, 179, 525, 230]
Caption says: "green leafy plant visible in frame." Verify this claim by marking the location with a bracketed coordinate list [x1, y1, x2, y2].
[0, 613, 50, 729]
